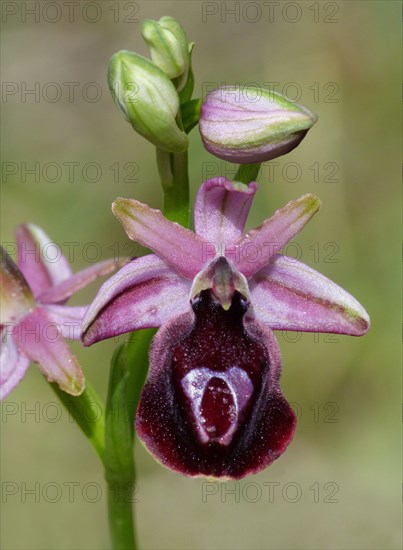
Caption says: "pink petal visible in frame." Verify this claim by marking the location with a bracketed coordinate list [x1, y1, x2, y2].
[16, 224, 72, 298]
[0, 247, 34, 323]
[38, 259, 121, 304]
[15, 308, 85, 395]
[248, 255, 370, 336]
[0, 328, 30, 400]
[45, 305, 88, 340]
[194, 178, 257, 246]
[232, 194, 321, 278]
[82, 255, 191, 345]
[112, 198, 209, 279]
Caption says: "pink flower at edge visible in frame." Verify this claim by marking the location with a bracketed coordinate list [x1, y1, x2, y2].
[82, 178, 370, 479]
[1, 223, 120, 399]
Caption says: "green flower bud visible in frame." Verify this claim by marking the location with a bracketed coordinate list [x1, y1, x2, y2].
[108, 50, 188, 153]
[141, 16, 190, 90]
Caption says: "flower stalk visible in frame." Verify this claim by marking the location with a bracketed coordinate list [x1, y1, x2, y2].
[104, 329, 155, 550]
[156, 112, 190, 227]
[156, 147, 190, 227]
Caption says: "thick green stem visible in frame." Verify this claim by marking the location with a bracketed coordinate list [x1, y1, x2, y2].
[156, 114, 190, 228]
[156, 148, 190, 227]
[105, 329, 156, 550]
[107, 481, 137, 550]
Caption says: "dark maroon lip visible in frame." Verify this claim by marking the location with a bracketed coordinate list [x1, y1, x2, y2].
[136, 290, 296, 479]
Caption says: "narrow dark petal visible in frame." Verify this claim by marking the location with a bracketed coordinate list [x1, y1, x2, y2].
[136, 290, 295, 479]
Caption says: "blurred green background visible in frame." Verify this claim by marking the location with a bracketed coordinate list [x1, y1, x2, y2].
[1, 1, 400, 549]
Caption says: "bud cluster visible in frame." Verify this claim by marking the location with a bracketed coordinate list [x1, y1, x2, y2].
[108, 16, 317, 167]
[108, 16, 193, 153]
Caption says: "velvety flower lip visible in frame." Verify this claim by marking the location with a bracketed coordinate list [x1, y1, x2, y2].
[83, 177, 370, 479]
[1, 224, 120, 400]
[136, 289, 296, 480]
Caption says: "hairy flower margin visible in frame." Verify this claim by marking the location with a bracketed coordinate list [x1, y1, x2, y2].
[81, 178, 370, 480]
[0, 224, 119, 399]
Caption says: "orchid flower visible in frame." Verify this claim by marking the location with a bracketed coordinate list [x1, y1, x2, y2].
[1, 224, 119, 400]
[82, 178, 370, 479]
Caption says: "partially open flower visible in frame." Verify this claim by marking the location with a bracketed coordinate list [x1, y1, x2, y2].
[1, 224, 119, 399]
[82, 178, 369, 479]
[199, 86, 317, 163]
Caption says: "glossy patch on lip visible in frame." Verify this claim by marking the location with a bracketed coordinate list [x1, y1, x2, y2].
[180, 366, 253, 445]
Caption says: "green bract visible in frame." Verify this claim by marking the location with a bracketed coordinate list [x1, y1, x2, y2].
[108, 51, 188, 153]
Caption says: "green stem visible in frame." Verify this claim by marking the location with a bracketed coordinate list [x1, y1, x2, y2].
[107, 482, 137, 550]
[50, 380, 106, 465]
[105, 345, 135, 549]
[105, 329, 156, 550]
[234, 163, 261, 184]
[156, 115, 190, 228]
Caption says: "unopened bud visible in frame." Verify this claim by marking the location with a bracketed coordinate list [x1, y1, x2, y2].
[199, 86, 317, 163]
[141, 16, 190, 91]
[108, 50, 188, 153]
